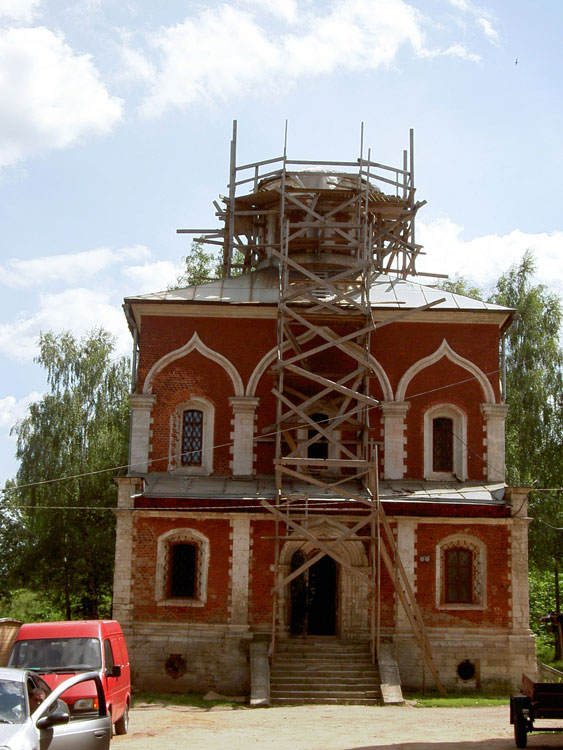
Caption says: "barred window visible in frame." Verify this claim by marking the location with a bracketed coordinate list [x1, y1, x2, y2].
[155, 529, 209, 606]
[445, 547, 472, 603]
[168, 542, 197, 598]
[437, 537, 485, 609]
[181, 409, 203, 466]
[433, 417, 453, 472]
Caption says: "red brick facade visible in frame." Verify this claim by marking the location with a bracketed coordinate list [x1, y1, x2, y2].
[113, 280, 536, 695]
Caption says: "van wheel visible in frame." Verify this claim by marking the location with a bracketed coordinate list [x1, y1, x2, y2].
[115, 704, 129, 735]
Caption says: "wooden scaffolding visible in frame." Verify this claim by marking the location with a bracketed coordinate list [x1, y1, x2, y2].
[179, 121, 445, 694]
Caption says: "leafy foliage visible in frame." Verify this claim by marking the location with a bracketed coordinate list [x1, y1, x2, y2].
[169, 240, 221, 289]
[4, 329, 130, 619]
[435, 275, 484, 300]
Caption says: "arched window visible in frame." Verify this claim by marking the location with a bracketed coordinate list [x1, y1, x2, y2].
[444, 546, 472, 603]
[155, 529, 209, 607]
[169, 398, 214, 475]
[433, 417, 453, 472]
[435, 535, 486, 610]
[168, 542, 197, 597]
[424, 404, 467, 480]
[181, 409, 203, 466]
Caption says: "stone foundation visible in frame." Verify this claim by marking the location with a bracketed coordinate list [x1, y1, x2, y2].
[123, 621, 252, 695]
[395, 628, 537, 691]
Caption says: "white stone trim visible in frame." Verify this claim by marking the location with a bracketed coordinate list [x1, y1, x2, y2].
[230, 518, 250, 625]
[481, 403, 509, 482]
[229, 397, 259, 476]
[423, 403, 468, 481]
[396, 339, 496, 403]
[143, 331, 244, 396]
[169, 397, 214, 475]
[435, 533, 487, 611]
[129, 393, 156, 474]
[381, 401, 409, 479]
[155, 528, 210, 606]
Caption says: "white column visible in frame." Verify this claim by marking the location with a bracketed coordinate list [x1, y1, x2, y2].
[129, 393, 156, 473]
[381, 402, 410, 480]
[481, 403, 509, 482]
[112, 477, 143, 623]
[229, 397, 259, 476]
[395, 520, 416, 629]
[230, 517, 250, 626]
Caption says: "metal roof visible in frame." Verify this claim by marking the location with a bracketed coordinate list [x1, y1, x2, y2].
[135, 473, 507, 507]
[124, 268, 511, 314]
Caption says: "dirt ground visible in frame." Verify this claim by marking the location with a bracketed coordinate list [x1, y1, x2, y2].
[113, 702, 563, 750]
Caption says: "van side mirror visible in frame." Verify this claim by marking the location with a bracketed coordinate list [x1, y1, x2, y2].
[107, 664, 121, 678]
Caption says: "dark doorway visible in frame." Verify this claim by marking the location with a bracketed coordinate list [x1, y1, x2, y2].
[307, 413, 329, 459]
[289, 550, 338, 636]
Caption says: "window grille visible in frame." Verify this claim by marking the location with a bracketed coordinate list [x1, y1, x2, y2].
[433, 416, 453, 472]
[168, 542, 197, 598]
[440, 539, 482, 605]
[181, 409, 203, 465]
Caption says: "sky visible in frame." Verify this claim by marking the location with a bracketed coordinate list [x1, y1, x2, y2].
[0, 0, 562, 486]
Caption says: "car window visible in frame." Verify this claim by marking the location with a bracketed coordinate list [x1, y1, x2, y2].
[10, 638, 102, 671]
[103, 639, 115, 673]
[0, 677, 26, 724]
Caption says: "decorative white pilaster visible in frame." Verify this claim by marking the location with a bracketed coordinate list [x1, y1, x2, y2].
[229, 397, 259, 476]
[481, 403, 509, 482]
[396, 520, 416, 629]
[381, 401, 410, 479]
[129, 393, 156, 473]
[230, 517, 250, 626]
[112, 477, 143, 623]
[507, 487, 532, 632]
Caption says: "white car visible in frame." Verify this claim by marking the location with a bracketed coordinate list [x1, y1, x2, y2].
[0, 667, 111, 750]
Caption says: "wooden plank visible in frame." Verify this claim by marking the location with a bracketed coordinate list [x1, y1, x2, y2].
[271, 388, 358, 460]
[262, 500, 370, 584]
[264, 499, 378, 593]
[285, 364, 379, 406]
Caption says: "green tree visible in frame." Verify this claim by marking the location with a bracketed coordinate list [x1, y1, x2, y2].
[169, 240, 221, 289]
[435, 275, 484, 300]
[490, 250, 563, 650]
[169, 240, 248, 290]
[5, 329, 130, 619]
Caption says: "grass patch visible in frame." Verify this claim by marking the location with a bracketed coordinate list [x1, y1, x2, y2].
[132, 691, 243, 709]
[404, 691, 509, 708]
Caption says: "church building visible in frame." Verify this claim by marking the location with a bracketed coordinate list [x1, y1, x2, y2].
[113, 125, 536, 699]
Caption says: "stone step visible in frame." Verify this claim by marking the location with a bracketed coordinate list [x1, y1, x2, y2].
[270, 697, 381, 706]
[270, 639, 383, 706]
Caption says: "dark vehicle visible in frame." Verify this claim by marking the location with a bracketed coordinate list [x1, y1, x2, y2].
[510, 673, 563, 747]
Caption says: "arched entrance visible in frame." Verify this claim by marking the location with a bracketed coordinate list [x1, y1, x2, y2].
[289, 551, 338, 636]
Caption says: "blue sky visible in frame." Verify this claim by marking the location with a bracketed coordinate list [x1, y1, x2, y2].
[1, 0, 562, 486]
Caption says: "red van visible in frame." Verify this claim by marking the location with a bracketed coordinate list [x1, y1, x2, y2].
[8, 620, 131, 735]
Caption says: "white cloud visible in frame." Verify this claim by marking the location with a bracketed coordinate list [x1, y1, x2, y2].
[0, 246, 177, 364]
[0, 391, 43, 430]
[0, 0, 40, 23]
[418, 218, 563, 295]
[0, 26, 123, 167]
[0, 245, 151, 288]
[125, 0, 485, 116]
[477, 17, 499, 43]
[122, 260, 183, 294]
[240, 0, 299, 23]
[0, 287, 131, 362]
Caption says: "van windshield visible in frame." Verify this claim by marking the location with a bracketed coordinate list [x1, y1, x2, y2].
[9, 638, 102, 672]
